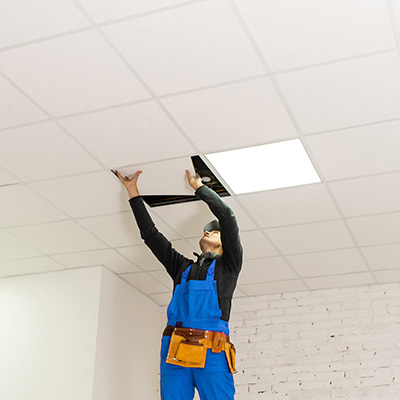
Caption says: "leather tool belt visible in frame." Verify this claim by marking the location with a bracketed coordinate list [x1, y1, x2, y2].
[163, 326, 236, 374]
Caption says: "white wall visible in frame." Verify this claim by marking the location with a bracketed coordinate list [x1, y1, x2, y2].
[230, 283, 400, 399]
[92, 268, 160, 400]
[0, 268, 102, 400]
[0, 267, 161, 400]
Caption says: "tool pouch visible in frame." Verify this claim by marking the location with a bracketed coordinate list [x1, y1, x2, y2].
[166, 332, 207, 368]
[224, 342, 237, 374]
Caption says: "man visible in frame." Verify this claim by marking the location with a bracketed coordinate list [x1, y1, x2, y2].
[117, 169, 243, 400]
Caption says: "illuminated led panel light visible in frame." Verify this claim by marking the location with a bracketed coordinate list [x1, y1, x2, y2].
[206, 139, 320, 194]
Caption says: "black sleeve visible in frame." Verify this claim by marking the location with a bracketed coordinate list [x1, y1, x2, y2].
[195, 185, 243, 275]
[129, 196, 192, 280]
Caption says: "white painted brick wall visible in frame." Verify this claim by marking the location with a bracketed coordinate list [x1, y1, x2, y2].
[230, 283, 400, 399]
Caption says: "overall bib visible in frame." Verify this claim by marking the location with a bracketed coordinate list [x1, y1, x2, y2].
[160, 260, 235, 400]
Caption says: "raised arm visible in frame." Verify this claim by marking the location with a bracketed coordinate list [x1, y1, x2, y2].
[185, 170, 243, 274]
[117, 170, 192, 280]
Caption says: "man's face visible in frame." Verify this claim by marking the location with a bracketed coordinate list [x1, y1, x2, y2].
[199, 230, 222, 252]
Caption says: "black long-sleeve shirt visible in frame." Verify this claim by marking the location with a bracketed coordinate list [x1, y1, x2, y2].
[129, 185, 243, 322]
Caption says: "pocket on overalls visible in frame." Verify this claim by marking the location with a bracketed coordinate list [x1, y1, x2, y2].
[166, 333, 207, 368]
[224, 342, 237, 374]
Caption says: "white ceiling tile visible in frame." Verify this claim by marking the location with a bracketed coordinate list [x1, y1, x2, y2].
[121, 272, 170, 294]
[161, 78, 297, 152]
[149, 270, 173, 290]
[305, 272, 375, 290]
[330, 173, 400, 217]
[7, 220, 108, 254]
[104, 0, 264, 95]
[170, 239, 198, 259]
[78, 212, 143, 247]
[61, 102, 194, 168]
[238, 184, 340, 228]
[53, 249, 140, 273]
[305, 120, 400, 180]
[266, 220, 355, 254]
[393, 0, 400, 31]
[374, 269, 400, 284]
[0, 184, 66, 227]
[0, 256, 64, 276]
[240, 230, 278, 259]
[0, 30, 150, 116]
[348, 213, 400, 246]
[0, 170, 19, 186]
[78, 0, 190, 23]
[150, 292, 172, 306]
[0, 230, 42, 261]
[82, 210, 180, 250]
[238, 257, 297, 285]
[286, 248, 368, 278]
[0, 122, 101, 181]
[236, 0, 395, 71]
[361, 244, 400, 270]
[116, 157, 197, 196]
[239, 280, 307, 296]
[0, 76, 48, 129]
[30, 172, 129, 218]
[276, 52, 400, 133]
[0, 0, 89, 48]
[117, 245, 166, 271]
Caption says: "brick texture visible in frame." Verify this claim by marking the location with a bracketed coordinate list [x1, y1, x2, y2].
[229, 283, 400, 399]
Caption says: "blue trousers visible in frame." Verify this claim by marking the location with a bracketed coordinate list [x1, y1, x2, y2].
[160, 336, 235, 400]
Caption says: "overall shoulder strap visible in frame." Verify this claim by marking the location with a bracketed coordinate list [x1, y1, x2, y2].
[181, 264, 193, 282]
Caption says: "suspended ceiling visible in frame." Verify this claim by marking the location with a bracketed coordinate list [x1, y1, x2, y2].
[1, 0, 400, 305]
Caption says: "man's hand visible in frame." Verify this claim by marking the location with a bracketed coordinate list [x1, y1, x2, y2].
[186, 169, 203, 191]
[116, 170, 143, 199]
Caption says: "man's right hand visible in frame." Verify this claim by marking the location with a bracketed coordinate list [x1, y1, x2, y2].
[116, 170, 143, 199]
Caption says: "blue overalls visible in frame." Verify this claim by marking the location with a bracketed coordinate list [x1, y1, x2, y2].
[160, 260, 235, 400]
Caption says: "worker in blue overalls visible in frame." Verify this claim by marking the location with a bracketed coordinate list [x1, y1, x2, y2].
[117, 169, 243, 400]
